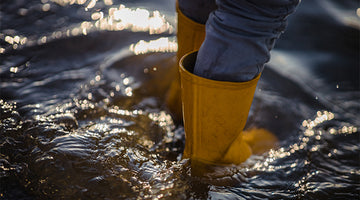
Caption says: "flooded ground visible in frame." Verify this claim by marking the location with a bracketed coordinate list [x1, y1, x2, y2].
[0, 0, 359, 199]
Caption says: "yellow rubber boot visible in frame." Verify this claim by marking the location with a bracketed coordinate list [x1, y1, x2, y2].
[166, 4, 205, 122]
[180, 51, 277, 165]
[242, 128, 278, 155]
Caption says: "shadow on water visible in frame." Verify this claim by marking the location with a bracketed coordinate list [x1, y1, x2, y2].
[0, 0, 359, 199]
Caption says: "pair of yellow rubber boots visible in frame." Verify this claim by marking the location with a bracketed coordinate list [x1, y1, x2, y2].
[167, 6, 277, 165]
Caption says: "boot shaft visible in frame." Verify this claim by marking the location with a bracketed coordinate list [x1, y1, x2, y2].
[180, 51, 259, 164]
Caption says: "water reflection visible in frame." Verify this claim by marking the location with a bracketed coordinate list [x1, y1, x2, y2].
[51, 0, 88, 6]
[3, 35, 27, 50]
[250, 110, 343, 172]
[94, 5, 174, 33]
[302, 111, 334, 130]
[129, 37, 178, 55]
[42, 3, 51, 12]
[0, 2, 174, 54]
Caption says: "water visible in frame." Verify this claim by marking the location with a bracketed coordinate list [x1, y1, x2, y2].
[0, 0, 359, 199]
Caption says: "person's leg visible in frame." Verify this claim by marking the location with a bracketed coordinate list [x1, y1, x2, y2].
[166, 0, 216, 122]
[175, 0, 216, 64]
[180, 0, 300, 166]
[178, 0, 217, 24]
[194, 0, 300, 82]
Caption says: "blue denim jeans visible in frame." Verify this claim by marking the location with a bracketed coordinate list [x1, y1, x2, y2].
[178, 0, 300, 82]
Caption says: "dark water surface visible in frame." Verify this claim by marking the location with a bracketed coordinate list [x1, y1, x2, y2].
[1, 0, 359, 199]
